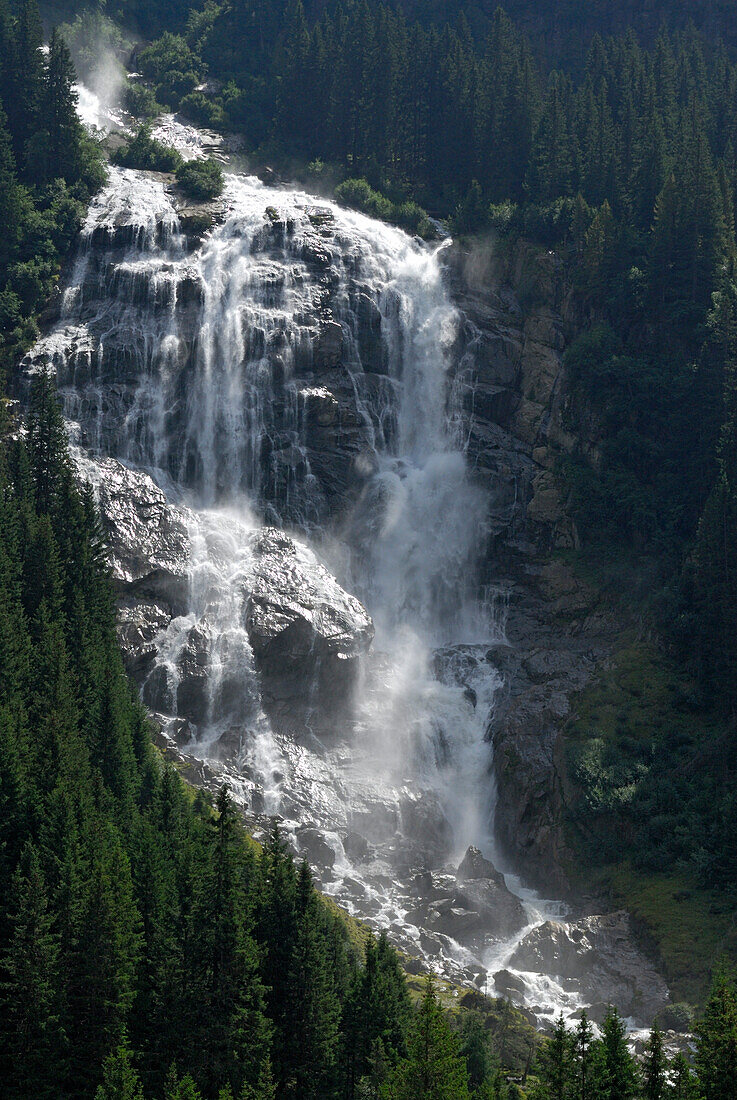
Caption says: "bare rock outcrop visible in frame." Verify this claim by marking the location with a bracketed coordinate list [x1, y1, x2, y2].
[509, 912, 670, 1024]
[245, 527, 374, 720]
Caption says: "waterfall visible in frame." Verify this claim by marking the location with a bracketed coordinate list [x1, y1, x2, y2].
[24, 105, 672, 1028]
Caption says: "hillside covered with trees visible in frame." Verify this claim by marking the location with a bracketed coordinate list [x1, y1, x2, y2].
[2, 369, 737, 1100]
[2, 0, 737, 1095]
[0, 0, 105, 371]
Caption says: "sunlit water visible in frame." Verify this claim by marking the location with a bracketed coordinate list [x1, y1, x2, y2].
[26, 97, 650, 1027]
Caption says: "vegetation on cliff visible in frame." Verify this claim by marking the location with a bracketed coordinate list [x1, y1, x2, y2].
[0, 0, 105, 372]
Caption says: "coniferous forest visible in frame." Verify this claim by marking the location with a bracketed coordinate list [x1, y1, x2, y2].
[3, 370, 737, 1100]
[112, 0, 737, 909]
[2, 0, 737, 1096]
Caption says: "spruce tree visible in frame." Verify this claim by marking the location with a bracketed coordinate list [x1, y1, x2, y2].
[594, 1007, 640, 1100]
[96, 1045, 146, 1100]
[537, 1014, 573, 1100]
[694, 968, 737, 1100]
[385, 978, 470, 1100]
[572, 1013, 594, 1100]
[670, 1053, 700, 1099]
[642, 1023, 667, 1100]
[281, 859, 341, 1099]
[0, 840, 62, 1099]
[27, 368, 70, 517]
[4, 0, 44, 165]
[44, 28, 83, 185]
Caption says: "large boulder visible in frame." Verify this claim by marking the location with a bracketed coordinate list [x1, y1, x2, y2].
[457, 845, 503, 883]
[76, 454, 191, 612]
[509, 912, 670, 1023]
[117, 599, 171, 678]
[245, 527, 374, 715]
[455, 847, 527, 940]
[175, 623, 212, 726]
[402, 852, 527, 953]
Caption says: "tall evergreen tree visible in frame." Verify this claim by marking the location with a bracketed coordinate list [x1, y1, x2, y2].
[536, 1014, 573, 1100]
[385, 979, 470, 1100]
[95, 1046, 146, 1100]
[694, 968, 737, 1100]
[43, 27, 83, 183]
[642, 1023, 667, 1100]
[0, 841, 62, 1099]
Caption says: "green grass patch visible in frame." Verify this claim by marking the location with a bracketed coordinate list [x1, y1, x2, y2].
[562, 639, 736, 1005]
[576, 861, 737, 1006]
[321, 895, 374, 959]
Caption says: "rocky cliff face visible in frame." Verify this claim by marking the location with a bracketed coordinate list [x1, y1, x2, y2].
[445, 236, 614, 892]
[30, 177, 615, 897]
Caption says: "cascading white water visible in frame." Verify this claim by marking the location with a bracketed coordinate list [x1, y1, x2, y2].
[37, 151, 515, 966]
[26, 101, 673, 1031]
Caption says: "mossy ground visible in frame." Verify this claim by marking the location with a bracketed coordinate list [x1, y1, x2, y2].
[561, 628, 736, 1007]
[599, 864, 737, 1006]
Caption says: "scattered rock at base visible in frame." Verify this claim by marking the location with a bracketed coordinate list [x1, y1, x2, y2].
[509, 911, 670, 1024]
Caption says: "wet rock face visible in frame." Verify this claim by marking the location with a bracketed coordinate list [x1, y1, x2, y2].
[75, 450, 375, 733]
[296, 826, 337, 869]
[454, 846, 527, 940]
[401, 848, 527, 951]
[175, 624, 212, 726]
[76, 454, 191, 612]
[117, 599, 171, 678]
[28, 170, 401, 530]
[245, 527, 374, 722]
[172, 194, 227, 243]
[313, 320, 344, 367]
[446, 238, 583, 555]
[509, 912, 670, 1024]
[445, 239, 618, 890]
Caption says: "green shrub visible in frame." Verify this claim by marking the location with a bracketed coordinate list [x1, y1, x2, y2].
[394, 200, 435, 237]
[335, 178, 435, 238]
[124, 81, 162, 120]
[112, 124, 183, 172]
[179, 90, 225, 129]
[336, 178, 392, 220]
[175, 158, 224, 200]
[155, 68, 199, 109]
[76, 129, 109, 194]
[488, 200, 520, 233]
[8, 257, 56, 313]
[656, 1002, 695, 1032]
[138, 33, 201, 83]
